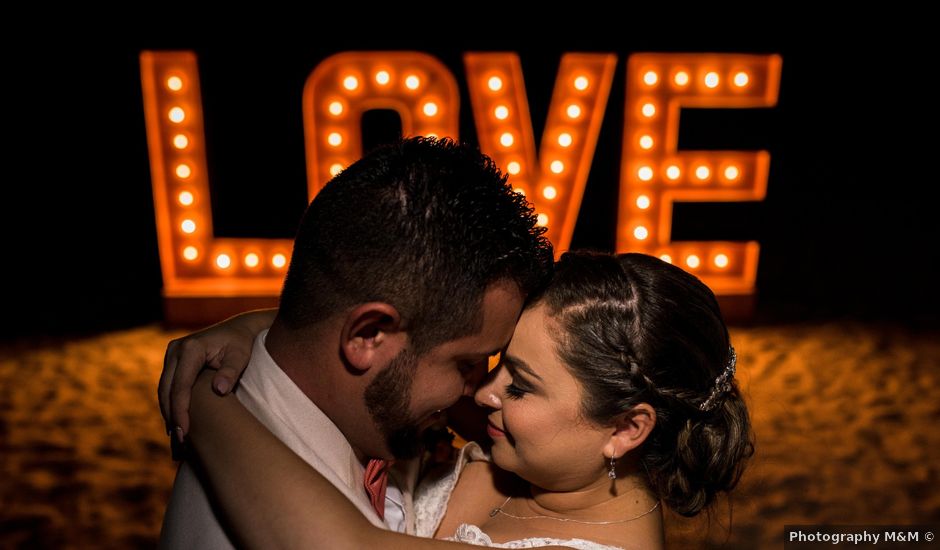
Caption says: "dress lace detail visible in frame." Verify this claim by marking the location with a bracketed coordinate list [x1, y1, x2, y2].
[414, 442, 623, 549]
[449, 524, 623, 549]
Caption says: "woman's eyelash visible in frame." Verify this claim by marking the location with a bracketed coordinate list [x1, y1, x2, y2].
[505, 382, 528, 399]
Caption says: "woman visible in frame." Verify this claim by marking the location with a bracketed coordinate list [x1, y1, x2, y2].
[173, 252, 752, 549]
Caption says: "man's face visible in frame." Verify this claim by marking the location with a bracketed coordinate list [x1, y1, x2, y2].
[363, 280, 524, 459]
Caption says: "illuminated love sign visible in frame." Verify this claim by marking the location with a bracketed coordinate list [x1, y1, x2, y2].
[140, 50, 781, 318]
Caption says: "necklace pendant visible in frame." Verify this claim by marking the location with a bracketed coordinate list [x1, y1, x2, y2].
[489, 508, 500, 518]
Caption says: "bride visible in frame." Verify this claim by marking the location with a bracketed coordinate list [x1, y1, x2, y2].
[169, 251, 752, 549]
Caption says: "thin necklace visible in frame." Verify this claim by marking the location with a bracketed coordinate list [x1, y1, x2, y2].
[489, 496, 661, 525]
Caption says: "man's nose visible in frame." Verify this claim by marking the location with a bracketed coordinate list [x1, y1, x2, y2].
[462, 359, 489, 397]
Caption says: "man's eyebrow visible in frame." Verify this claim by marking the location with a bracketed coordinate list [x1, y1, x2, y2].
[502, 353, 543, 382]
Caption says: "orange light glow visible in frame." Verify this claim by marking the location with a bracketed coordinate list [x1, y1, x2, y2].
[466, 52, 616, 253]
[143, 50, 778, 310]
[617, 53, 781, 296]
[660, 254, 672, 264]
[536, 213, 549, 226]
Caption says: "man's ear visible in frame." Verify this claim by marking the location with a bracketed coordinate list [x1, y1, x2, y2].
[603, 403, 657, 460]
[340, 303, 405, 372]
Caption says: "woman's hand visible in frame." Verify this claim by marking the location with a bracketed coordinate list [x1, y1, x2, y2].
[159, 309, 277, 439]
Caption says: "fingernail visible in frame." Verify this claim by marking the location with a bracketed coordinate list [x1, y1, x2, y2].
[214, 379, 230, 395]
[175, 426, 185, 443]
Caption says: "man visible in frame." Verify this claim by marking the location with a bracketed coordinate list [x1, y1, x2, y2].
[158, 137, 552, 548]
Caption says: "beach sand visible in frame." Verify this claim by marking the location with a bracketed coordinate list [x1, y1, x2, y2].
[2, 321, 939, 548]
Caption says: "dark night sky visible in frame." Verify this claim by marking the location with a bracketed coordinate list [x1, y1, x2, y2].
[4, 18, 938, 339]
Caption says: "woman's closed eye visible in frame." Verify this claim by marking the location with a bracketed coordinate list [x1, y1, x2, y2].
[504, 380, 530, 399]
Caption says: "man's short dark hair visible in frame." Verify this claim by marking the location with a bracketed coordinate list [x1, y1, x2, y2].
[279, 136, 553, 353]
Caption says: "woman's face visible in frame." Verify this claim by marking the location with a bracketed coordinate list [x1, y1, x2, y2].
[474, 303, 614, 491]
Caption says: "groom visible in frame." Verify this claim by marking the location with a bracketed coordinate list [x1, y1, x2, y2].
[159, 137, 552, 548]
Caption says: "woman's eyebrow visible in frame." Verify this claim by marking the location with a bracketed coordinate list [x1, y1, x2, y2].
[502, 353, 543, 382]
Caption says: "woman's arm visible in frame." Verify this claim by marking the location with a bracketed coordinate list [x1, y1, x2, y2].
[159, 308, 276, 438]
[187, 372, 476, 550]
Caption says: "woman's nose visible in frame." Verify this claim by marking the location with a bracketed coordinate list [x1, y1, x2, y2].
[474, 364, 505, 409]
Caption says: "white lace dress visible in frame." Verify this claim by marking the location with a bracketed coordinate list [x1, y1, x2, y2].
[414, 442, 624, 550]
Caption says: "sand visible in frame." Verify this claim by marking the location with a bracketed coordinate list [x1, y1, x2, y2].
[2, 321, 939, 548]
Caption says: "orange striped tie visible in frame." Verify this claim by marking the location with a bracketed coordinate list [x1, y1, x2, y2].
[363, 458, 392, 520]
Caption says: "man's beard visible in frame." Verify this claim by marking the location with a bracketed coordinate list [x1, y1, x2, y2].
[363, 349, 423, 460]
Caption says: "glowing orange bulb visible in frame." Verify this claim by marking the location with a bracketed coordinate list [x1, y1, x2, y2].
[639, 135, 654, 150]
[724, 166, 740, 180]
[714, 254, 729, 268]
[216, 254, 232, 269]
[566, 104, 582, 119]
[494, 105, 509, 119]
[636, 195, 651, 209]
[637, 166, 654, 181]
[543, 186, 558, 200]
[172, 134, 189, 149]
[375, 71, 390, 85]
[272, 253, 287, 268]
[175, 164, 192, 179]
[181, 219, 196, 234]
[643, 70, 658, 86]
[426, 133, 438, 138]
[329, 163, 344, 176]
[633, 226, 649, 240]
[550, 160, 564, 174]
[166, 76, 183, 91]
[574, 76, 589, 90]
[507, 161, 521, 175]
[666, 165, 681, 180]
[244, 253, 260, 268]
[674, 71, 690, 86]
[178, 191, 194, 206]
[328, 101, 343, 116]
[733, 72, 749, 87]
[536, 213, 549, 226]
[342, 75, 359, 90]
[660, 254, 672, 264]
[182, 246, 198, 261]
[705, 72, 719, 88]
[168, 107, 185, 123]
[695, 166, 711, 180]
[328, 132, 343, 147]
[488, 76, 503, 91]
[514, 187, 526, 196]
[641, 103, 656, 118]
[500, 132, 514, 147]
[405, 75, 420, 90]
[422, 102, 438, 117]
[686, 255, 701, 269]
[558, 133, 573, 147]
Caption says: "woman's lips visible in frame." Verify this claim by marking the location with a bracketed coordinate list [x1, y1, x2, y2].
[486, 421, 506, 438]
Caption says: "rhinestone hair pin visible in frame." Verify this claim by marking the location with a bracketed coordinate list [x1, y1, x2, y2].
[699, 347, 736, 412]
